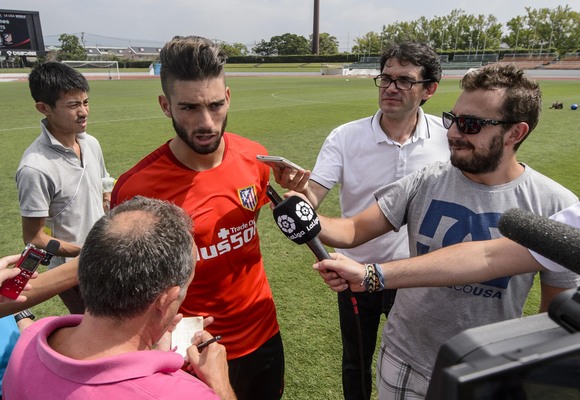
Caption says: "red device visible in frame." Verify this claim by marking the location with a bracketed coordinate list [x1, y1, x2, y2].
[0, 244, 48, 299]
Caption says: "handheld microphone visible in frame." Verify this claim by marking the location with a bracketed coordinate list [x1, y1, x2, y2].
[265, 184, 365, 396]
[498, 208, 580, 274]
[270, 192, 330, 261]
[42, 239, 60, 265]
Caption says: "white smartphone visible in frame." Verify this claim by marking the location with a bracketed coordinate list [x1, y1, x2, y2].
[256, 155, 303, 170]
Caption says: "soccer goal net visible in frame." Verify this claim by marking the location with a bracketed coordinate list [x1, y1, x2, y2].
[61, 60, 121, 80]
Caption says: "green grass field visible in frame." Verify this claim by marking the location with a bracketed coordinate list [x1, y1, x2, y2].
[1, 74, 579, 399]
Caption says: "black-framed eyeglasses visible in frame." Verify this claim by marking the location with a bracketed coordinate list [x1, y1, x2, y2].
[442, 111, 517, 135]
[373, 75, 432, 91]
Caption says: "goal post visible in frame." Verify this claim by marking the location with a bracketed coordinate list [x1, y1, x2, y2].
[61, 60, 121, 80]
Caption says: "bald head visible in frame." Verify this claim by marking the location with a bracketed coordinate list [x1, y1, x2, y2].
[79, 196, 195, 319]
[108, 209, 157, 238]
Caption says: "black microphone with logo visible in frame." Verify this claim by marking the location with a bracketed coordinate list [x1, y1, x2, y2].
[269, 187, 330, 261]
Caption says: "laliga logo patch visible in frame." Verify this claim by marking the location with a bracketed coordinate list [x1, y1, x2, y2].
[277, 214, 296, 234]
[295, 201, 313, 221]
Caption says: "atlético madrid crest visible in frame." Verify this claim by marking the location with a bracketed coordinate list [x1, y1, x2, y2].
[238, 185, 258, 211]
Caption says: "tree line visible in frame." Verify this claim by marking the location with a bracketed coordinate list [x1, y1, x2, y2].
[243, 5, 579, 57]
[354, 5, 579, 57]
[55, 5, 578, 61]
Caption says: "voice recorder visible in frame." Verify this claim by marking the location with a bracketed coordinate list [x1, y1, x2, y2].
[0, 243, 55, 300]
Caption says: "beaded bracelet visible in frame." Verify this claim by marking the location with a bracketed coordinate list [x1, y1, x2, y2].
[360, 263, 385, 293]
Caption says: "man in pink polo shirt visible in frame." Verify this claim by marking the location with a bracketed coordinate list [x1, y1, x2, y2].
[3, 196, 235, 400]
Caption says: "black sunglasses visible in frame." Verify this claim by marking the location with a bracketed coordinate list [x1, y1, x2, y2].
[442, 111, 517, 135]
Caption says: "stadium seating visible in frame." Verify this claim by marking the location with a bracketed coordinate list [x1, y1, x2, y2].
[543, 60, 580, 69]
[440, 61, 482, 70]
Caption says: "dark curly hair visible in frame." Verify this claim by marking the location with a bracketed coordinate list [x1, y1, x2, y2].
[461, 63, 542, 150]
[379, 41, 441, 105]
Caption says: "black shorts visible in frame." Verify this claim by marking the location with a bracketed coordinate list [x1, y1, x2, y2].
[227, 331, 285, 400]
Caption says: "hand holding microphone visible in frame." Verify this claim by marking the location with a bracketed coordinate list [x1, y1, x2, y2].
[313, 254, 369, 293]
[266, 184, 367, 397]
[267, 185, 370, 292]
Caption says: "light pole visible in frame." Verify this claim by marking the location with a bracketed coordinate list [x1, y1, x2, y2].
[548, 19, 554, 54]
[454, 25, 461, 54]
[312, 0, 320, 54]
[482, 22, 489, 57]
[468, 36, 472, 60]
[513, 25, 520, 56]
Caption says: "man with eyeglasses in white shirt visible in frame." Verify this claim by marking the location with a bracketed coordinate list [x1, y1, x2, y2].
[274, 41, 450, 400]
[304, 63, 580, 400]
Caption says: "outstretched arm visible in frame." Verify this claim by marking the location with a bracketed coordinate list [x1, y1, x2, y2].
[318, 202, 395, 249]
[314, 237, 544, 293]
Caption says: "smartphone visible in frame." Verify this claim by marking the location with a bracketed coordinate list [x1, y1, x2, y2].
[0, 244, 46, 300]
[256, 155, 303, 171]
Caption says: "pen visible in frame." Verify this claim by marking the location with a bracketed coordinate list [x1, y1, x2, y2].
[196, 335, 221, 352]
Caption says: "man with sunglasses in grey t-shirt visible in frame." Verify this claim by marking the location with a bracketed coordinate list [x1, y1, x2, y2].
[306, 63, 580, 400]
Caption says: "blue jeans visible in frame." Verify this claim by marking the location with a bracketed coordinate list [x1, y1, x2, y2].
[338, 289, 397, 400]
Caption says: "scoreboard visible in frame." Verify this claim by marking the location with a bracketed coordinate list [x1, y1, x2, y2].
[0, 9, 45, 57]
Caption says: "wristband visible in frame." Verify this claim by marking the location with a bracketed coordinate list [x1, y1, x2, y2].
[14, 309, 35, 324]
[361, 263, 385, 293]
[375, 263, 385, 291]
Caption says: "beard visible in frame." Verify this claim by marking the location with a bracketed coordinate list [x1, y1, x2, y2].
[449, 132, 504, 174]
[172, 115, 228, 155]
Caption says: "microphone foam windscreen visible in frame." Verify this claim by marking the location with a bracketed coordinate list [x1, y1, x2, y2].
[46, 239, 61, 255]
[498, 208, 580, 273]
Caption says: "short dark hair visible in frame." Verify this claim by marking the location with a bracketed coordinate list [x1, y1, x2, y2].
[461, 63, 542, 150]
[28, 61, 89, 107]
[380, 41, 442, 84]
[79, 196, 194, 320]
[159, 35, 227, 96]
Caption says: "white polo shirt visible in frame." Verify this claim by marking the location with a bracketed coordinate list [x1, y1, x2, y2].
[311, 108, 450, 263]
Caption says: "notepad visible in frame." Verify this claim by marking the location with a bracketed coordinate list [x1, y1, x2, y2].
[172, 316, 203, 358]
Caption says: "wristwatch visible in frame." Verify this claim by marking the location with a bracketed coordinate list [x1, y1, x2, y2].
[14, 309, 35, 324]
